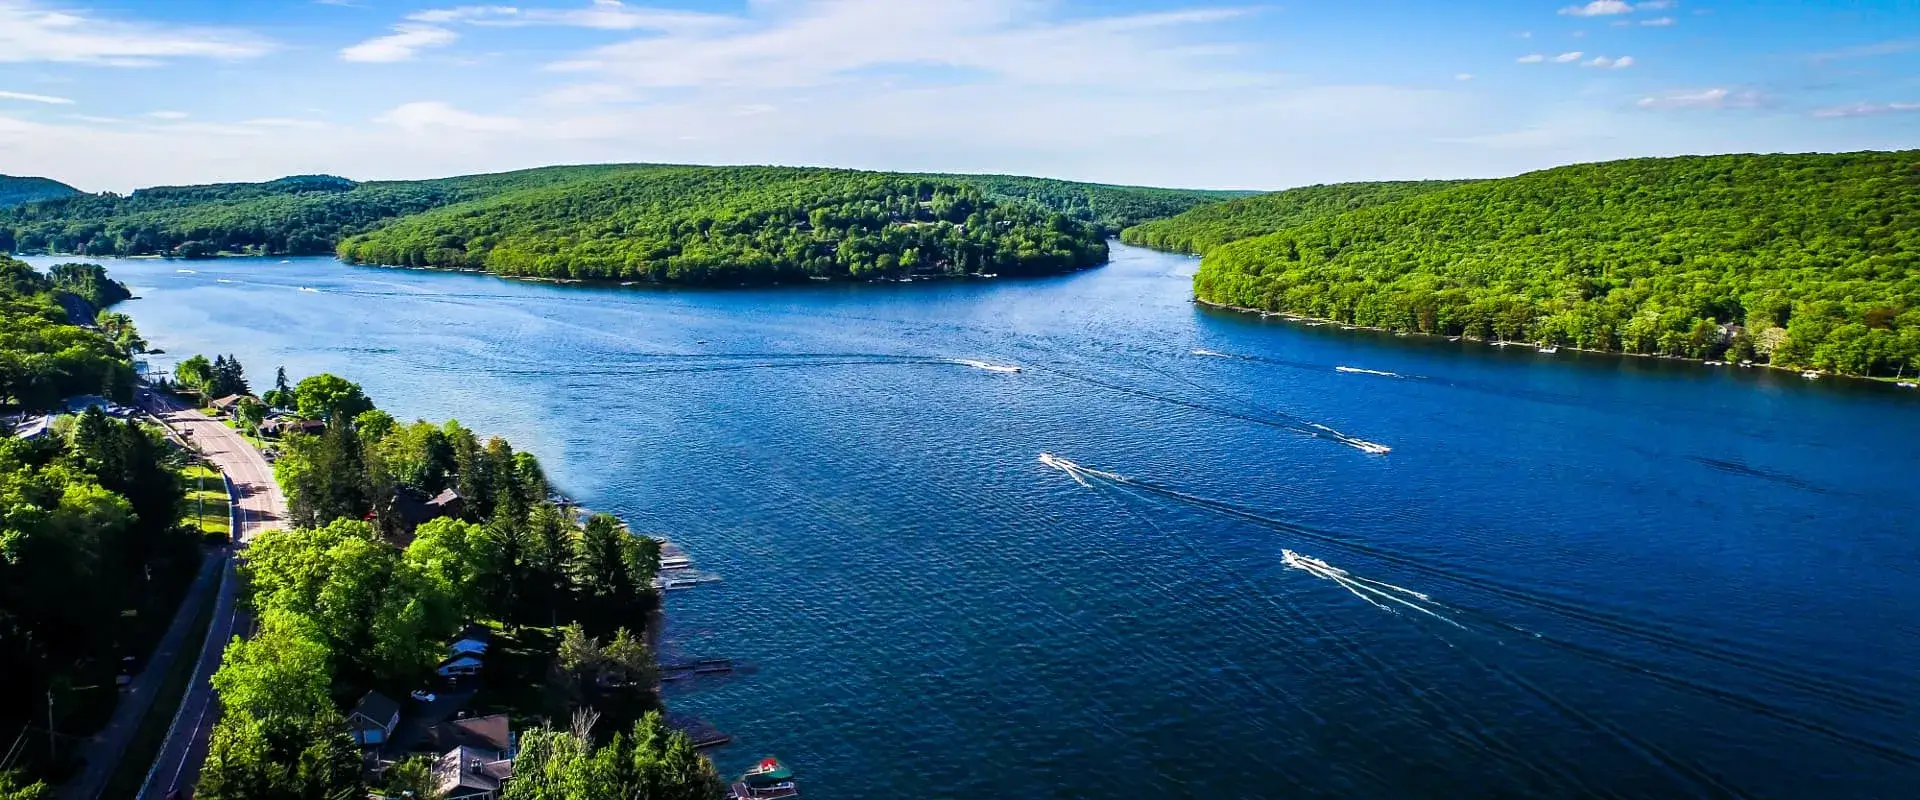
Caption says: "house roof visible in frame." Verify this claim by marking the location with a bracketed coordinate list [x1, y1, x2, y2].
[349, 690, 401, 727]
[427, 488, 462, 507]
[437, 655, 484, 672]
[427, 713, 511, 753]
[210, 394, 254, 409]
[450, 638, 489, 656]
[436, 745, 510, 796]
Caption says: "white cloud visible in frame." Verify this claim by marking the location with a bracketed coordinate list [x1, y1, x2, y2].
[0, 89, 74, 104]
[548, 1, 1265, 91]
[1455, 73, 1473, 81]
[1640, 17, 1675, 26]
[1559, 1, 1632, 17]
[341, 25, 459, 62]
[407, 2, 731, 32]
[147, 110, 190, 120]
[1517, 54, 1546, 63]
[1553, 51, 1585, 63]
[1812, 101, 1920, 119]
[1584, 55, 1634, 69]
[242, 117, 329, 129]
[1636, 88, 1763, 109]
[376, 101, 522, 133]
[1636, 1, 1675, 9]
[0, 0, 271, 65]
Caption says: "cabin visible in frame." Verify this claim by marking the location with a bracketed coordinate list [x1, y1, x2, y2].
[209, 394, 255, 415]
[425, 713, 512, 755]
[394, 487, 465, 533]
[434, 744, 515, 800]
[347, 690, 402, 748]
[437, 654, 484, 679]
[260, 417, 326, 437]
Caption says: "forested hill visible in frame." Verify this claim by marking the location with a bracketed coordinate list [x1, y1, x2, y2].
[1, 165, 650, 257]
[935, 174, 1252, 234]
[1120, 180, 1466, 255]
[337, 167, 1111, 283]
[1, 165, 1234, 261]
[1194, 151, 1920, 377]
[0, 176, 79, 209]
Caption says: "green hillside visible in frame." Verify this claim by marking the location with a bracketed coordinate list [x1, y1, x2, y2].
[937, 174, 1250, 234]
[1194, 151, 1920, 377]
[1120, 180, 1465, 255]
[0, 165, 650, 257]
[0, 165, 1233, 262]
[0, 176, 79, 210]
[337, 166, 1109, 283]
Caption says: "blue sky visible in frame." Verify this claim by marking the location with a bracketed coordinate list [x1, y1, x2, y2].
[0, 0, 1915, 191]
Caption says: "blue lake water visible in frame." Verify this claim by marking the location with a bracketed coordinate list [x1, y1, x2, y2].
[35, 244, 1920, 799]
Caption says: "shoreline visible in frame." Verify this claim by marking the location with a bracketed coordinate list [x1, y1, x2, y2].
[1192, 297, 1916, 388]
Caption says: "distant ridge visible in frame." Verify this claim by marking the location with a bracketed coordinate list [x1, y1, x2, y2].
[0, 175, 80, 210]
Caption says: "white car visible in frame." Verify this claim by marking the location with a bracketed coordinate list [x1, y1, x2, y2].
[410, 690, 436, 703]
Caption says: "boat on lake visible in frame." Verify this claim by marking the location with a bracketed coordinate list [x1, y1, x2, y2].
[729, 757, 799, 799]
[1801, 371, 1821, 380]
[1538, 346, 1559, 354]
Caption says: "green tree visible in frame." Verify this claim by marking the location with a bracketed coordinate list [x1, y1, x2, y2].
[175, 354, 213, 395]
[294, 373, 373, 422]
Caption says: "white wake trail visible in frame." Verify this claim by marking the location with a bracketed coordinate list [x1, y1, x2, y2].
[1336, 366, 1401, 378]
[1283, 550, 1466, 629]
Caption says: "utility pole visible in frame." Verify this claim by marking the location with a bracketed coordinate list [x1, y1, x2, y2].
[46, 690, 54, 765]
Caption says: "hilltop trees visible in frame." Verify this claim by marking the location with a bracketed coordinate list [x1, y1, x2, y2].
[336, 167, 1109, 283]
[1190, 151, 1920, 376]
[504, 713, 723, 800]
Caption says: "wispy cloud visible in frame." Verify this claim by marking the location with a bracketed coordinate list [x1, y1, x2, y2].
[1637, 88, 1764, 109]
[548, 1, 1265, 91]
[1812, 101, 1920, 119]
[1584, 55, 1634, 69]
[1517, 53, 1546, 63]
[0, 0, 271, 65]
[1809, 39, 1920, 63]
[1636, 0, 1675, 9]
[376, 101, 522, 133]
[1560, 1, 1632, 17]
[147, 110, 189, 120]
[1454, 73, 1474, 81]
[341, 25, 459, 62]
[0, 89, 74, 104]
[1553, 51, 1585, 63]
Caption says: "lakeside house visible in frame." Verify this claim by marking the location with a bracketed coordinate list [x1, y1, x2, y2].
[348, 691, 403, 748]
[436, 628, 490, 679]
[260, 416, 326, 437]
[434, 743, 515, 800]
[394, 487, 465, 534]
[208, 393, 255, 415]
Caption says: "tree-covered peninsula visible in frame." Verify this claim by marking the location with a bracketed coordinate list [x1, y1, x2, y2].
[337, 167, 1113, 283]
[1189, 151, 1920, 377]
[1120, 180, 1464, 255]
[1, 165, 1235, 270]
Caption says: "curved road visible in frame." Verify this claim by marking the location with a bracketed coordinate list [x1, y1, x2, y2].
[133, 391, 287, 800]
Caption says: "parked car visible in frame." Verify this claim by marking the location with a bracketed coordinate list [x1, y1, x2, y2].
[410, 690, 436, 703]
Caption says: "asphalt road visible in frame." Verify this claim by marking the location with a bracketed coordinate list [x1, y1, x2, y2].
[132, 392, 287, 800]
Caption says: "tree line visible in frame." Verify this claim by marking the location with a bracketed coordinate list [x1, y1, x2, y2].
[337, 167, 1112, 284]
[1187, 151, 1920, 377]
[197, 368, 720, 799]
[0, 261, 197, 795]
[1120, 180, 1463, 255]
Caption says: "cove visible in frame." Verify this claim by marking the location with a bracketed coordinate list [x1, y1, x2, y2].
[31, 243, 1920, 799]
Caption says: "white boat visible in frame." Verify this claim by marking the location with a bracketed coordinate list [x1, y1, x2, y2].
[1704, 361, 1725, 366]
[1898, 382, 1917, 389]
[1191, 349, 1233, 358]
[298, 286, 319, 293]
[1537, 346, 1559, 354]
[1801, 371, 1820, 380]
[952, 359, 1021, 373]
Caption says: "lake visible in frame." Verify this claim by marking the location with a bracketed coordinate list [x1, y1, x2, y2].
[34, 244, 1920, 799]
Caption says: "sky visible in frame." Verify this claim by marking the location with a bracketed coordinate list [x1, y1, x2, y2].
[0, 0, 1915, 192]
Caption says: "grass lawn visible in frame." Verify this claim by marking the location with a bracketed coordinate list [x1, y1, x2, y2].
[182, 464, 230, 540]
[467, 623, 573, 730]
